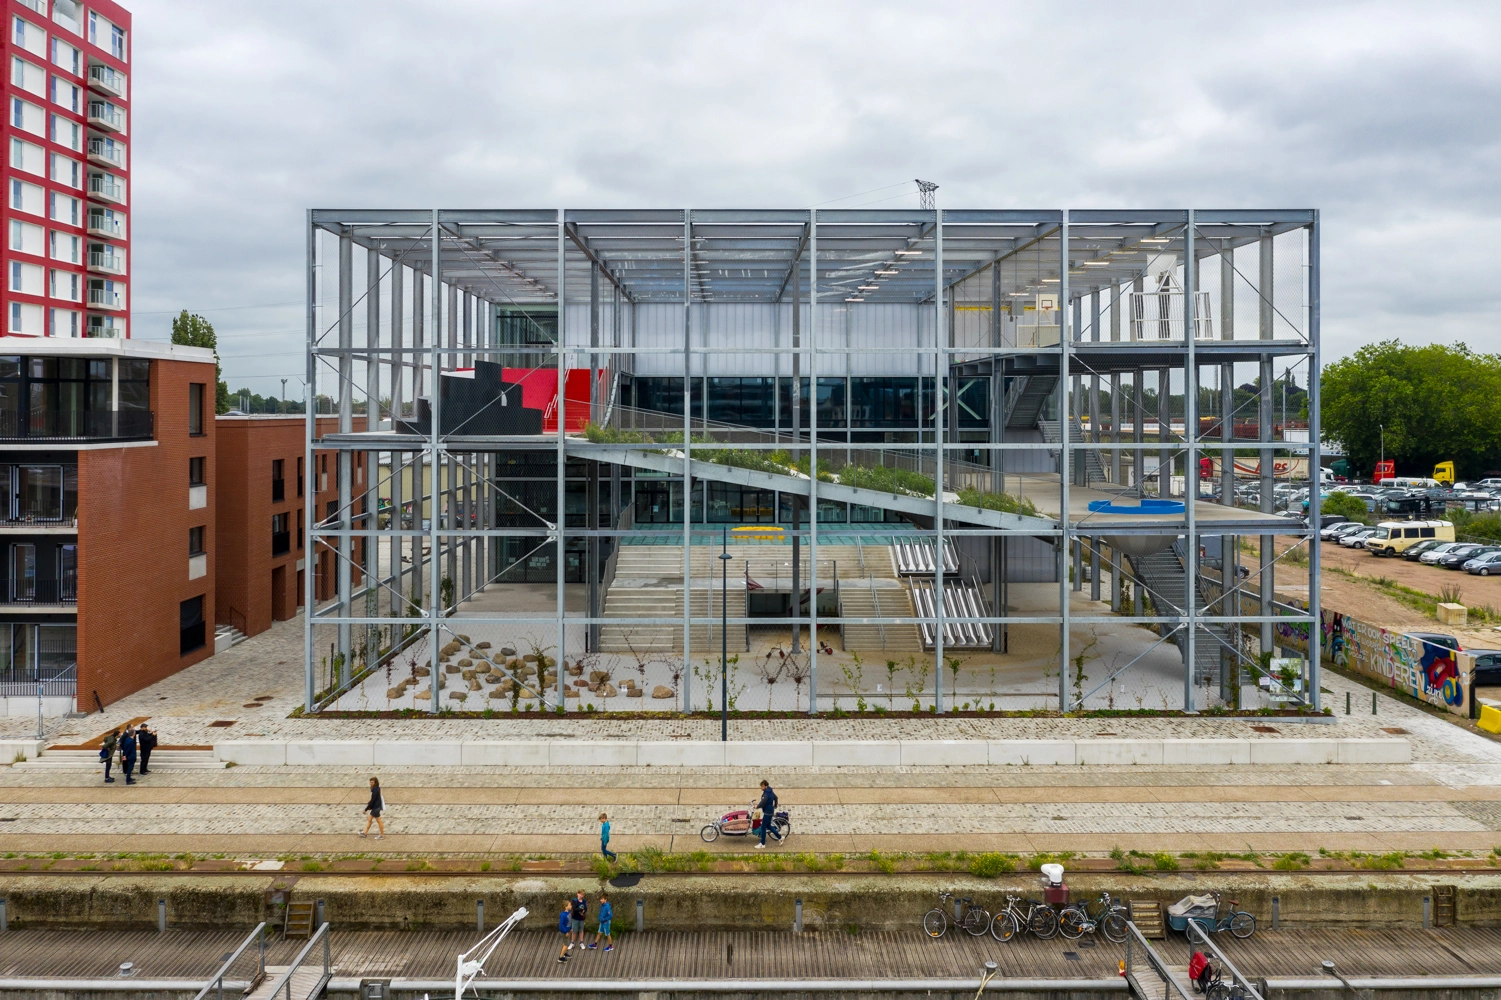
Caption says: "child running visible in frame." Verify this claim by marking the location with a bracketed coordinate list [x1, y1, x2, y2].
[557, 900, 573, 963]
[590, 892, 614, 951]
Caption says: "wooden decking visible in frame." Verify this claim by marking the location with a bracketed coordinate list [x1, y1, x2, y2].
[0, 926, 1496, 984]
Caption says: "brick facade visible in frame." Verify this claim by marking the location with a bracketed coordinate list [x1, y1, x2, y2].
[75, 354, 215, 710]
[215, 416, 365, 640]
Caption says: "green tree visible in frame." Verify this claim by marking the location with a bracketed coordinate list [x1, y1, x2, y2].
[1321, 491, 1370, 524]
[170, 311, 230, 414]
[1321, 341, 1501, 479]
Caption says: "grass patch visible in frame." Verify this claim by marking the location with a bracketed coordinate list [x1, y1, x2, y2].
[1273, 852, 1310, 871]
[866, 850, 898, 874]
[1362, 852, 1407, 871]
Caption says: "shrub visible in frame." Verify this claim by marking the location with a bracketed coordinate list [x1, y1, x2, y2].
[969, 852, 1018, 878]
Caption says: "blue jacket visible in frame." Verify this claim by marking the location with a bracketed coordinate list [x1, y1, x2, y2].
[120, 733, 137, 758]
[558, 910, 571, 933]
[600, 820, 611, 843]
[758, 786, 778, 815]
[598, 901, 613, 925]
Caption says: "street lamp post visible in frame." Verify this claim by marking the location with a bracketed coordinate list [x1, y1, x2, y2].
[720, 527, 732, 742]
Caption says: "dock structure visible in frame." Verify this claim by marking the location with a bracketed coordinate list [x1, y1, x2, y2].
[302, 208, 1320, 716]
[0, 925, 1495, 998]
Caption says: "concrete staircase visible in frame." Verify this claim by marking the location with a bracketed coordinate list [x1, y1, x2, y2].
[838, 581, 923, 652]
[1124, 545, 1233, 685]
[599, 587, 681, 654]
[14, 747, 226, 771]
[215, 623, 248, 653]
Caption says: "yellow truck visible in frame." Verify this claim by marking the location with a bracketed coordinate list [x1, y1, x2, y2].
[1434, 461, 1455, 485]
[1364, 519, 1455, 557]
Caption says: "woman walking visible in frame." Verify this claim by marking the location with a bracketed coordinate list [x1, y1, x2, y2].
[360, 777, 385, 839]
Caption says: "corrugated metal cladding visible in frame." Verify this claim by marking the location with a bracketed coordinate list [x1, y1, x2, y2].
[621, 303, 937, 377]
[952, 533, 1059, 585]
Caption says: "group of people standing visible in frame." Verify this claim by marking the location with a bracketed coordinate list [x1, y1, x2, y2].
[99, 724, 156, 784]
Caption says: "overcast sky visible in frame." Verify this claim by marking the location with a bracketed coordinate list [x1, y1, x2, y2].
[126, 1, 1501, 392]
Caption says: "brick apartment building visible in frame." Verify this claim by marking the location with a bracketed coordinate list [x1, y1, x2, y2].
[5, 0, 132, 340]
[0, 339, 217, 715]
[214, 415, 366, 642]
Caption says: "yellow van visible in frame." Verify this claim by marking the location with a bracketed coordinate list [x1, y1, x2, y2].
[1365, 520, 1454, 556]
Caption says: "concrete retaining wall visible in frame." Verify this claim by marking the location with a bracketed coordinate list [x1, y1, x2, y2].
[0, 740, 45, 762]
[215, 737, 1410, 767]
[0, 871, 1491, 933]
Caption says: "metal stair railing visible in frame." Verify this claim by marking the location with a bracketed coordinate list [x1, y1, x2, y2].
[1186, 921, 1266, 1000]
[1124, 920, 1193, 1000]
[261, 921, 330, 1000]
[190, 923, 266, 1000]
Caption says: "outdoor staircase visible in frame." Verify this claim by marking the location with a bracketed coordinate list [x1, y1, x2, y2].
[1039, 416, 1108, 485]
[1123, 544, 1235, 686]
[283, 901, 316, 939]
[13, 747, 226, 770]
[1005, 372, 1059, 430]
[837, 581, 923, 652]
[215, 623, 248, 653]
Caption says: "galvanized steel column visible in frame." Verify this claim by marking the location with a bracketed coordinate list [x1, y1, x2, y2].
[1184, 211, 1198, 712]
[557, 211, 568, 712]
[1058, 213, 1071, 712]
[303, 213, 317, 712]
[337, 231, 353, 687]
[932, 206, 945, 712]
[1306, 214, 1323, 712]
[807, 210, 819, 714]
[681, 211, 692, 712]
[428, 211, 442, 713]
[1258, 234, 1275, 661]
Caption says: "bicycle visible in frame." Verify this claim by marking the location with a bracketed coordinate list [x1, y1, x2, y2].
[922, 891, 991, 938]
[1201, 966, 1256, 1000]
[989, 894, 1059, 942]
[1058, 890, 1129, 943]
[1181, 891, 1255, 941]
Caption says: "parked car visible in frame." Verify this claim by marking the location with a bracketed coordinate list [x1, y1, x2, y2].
[1464, 551, 1501, 576]
[1307, 514, 1349, 532]
[1402, 539, 1446, 561]
[1438, 544, 1491, 569]
[1340, 526, 1378, 547]
[1405, 631, 1462, 655]
[1324, 521, 1367, 542]
[1470, 650, 1501, 688]
[1419, 542, 1465, 565]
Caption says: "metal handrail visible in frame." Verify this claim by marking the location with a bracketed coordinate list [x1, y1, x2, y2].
[261, 921, 330, 1000]
[1187, 921, 1265, 1000]
[1124, 920, 1193, 1000]
[189, 922, 266, 1000]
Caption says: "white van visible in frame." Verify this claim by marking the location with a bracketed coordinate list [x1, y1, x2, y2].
[1364, 520, 1455, 556]
[1378, 477, 1441, 490]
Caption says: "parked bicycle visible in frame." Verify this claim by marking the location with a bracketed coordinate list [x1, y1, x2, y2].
[922, 891, 991, 938]
[1058, 890, 1129, 943]
[1201, 966, 1256, 1000]
[990, 894, 1059, 942]
[1175, 891, 1255, 940]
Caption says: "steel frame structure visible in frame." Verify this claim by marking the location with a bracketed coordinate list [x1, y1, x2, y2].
[302, 207, 1321, 716]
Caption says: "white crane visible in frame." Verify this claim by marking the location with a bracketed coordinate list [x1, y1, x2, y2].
[443, 905, 528, 1000]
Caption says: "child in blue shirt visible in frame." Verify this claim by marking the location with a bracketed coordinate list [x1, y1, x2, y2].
[557, 901, 572, 963]
[590, 893, 614, 952]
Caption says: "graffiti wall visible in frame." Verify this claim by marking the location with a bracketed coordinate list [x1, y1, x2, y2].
[1276, 599, 1470, 716]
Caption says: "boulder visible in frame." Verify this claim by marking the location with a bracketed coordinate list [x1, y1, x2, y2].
[600, 683, 618, 698]
[521, 653, 538, 663]
[574, 679, 591, 689]
[467, 679, 481, 692]
[413, 666, 431, 678]
[415, 690, 431, 701]
[519, 686, 537, 699]
[386, 686, 404, 699]
[542, 656, 556, 668]
[458, 658, 473, 667]
[498, 677, 515, 693]
[499, 646, 516, 656]
[476, 641, 492, 649]
[441, 641, 461, 658]
[445, 664, 461, 674]
[626, 688, 644, 698]
[589, 670, 611, 684]
[461, 668, 476, 681]
[652, 685, 675, 699]
[449, 691, 467, 701]
[564, 688, 579, 699]
[456, 634, 471, 644]
[488, 688, 507, 699]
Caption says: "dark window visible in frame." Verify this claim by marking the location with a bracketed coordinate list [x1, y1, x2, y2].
[188, 526, 205, 556]
[325, 500, 337, 523]
[188, 383, 204, 436]
[271, 512, 290, 556]
[271, 458, 285, 503]
[296, 457, 303, 497]
[189, 456, 205, 487]
[296, 506, 303, 549]
[1421, 527, 1436, 538]
[179, 595, 205, 655]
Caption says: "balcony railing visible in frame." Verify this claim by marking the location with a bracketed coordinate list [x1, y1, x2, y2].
[89, 63, 126, 98]
[88, 174, 125, 204]
[87, 212, 125, 239]
[86, 317, 123, 338]
[271, 530, 291, 556]
[0, 663, 76, 699]
[88, 250, 125, 275]
[88, 285, 123, 310]
[87, 137, 124, 169]
[86, 101, 124, 132]
[0, 408, 152, 442]
[4, 576, 78, 606]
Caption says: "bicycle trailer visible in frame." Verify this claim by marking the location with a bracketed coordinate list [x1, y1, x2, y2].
[1166, 894, 1216, 933]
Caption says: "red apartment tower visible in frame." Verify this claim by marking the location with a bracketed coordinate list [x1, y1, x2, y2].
[4, 0, 129, 341]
